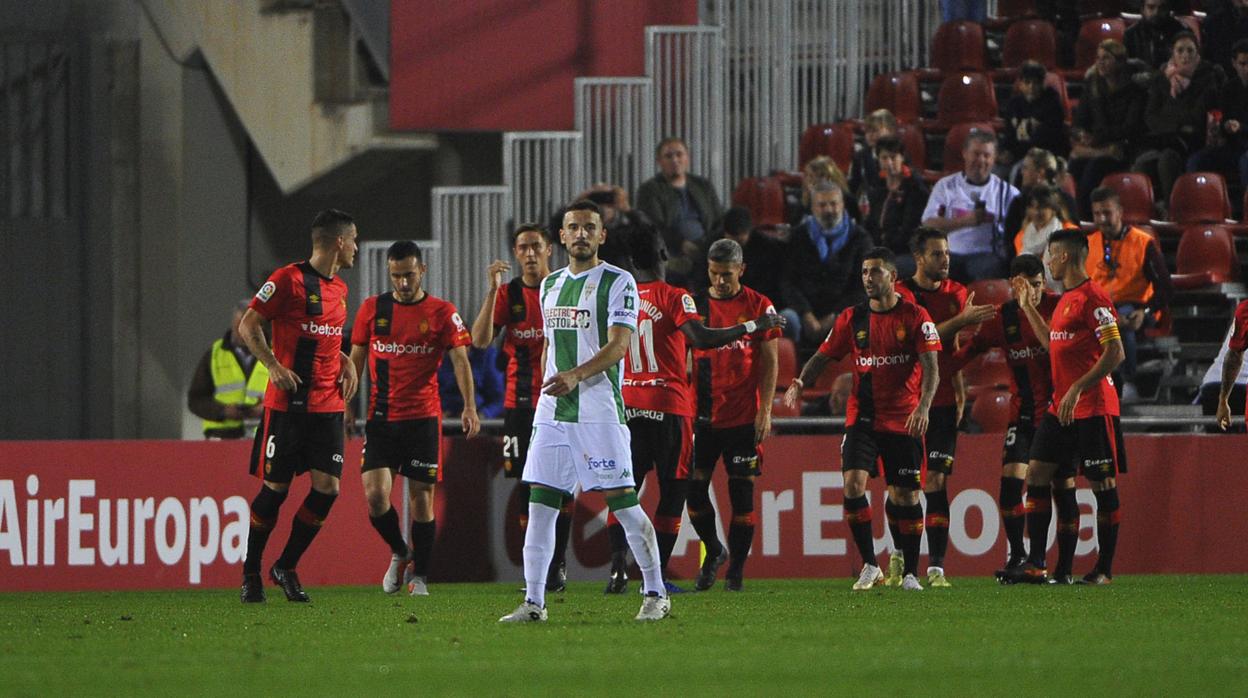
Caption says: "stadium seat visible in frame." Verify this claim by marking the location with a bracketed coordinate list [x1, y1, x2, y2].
[1169, 172, 1232, 225]
[731, 176, 787, 227]
[927, 73, 999, 133]
[920, 21, 987, 81]
[963, 349, 1013, 400]
[1070, 18, 1125, 76]
[1045, 71, 1073, 124]
[895, 122, 929, 173]
[967, 278, 1013, 307]
[775, 337, 798, 387]
[798, 121, 855, 172]
[942, 122, 997, 174]
[864, 71, 921, 125]
[970, 388, 1013, 433]
[1001, 19, 1058, 70]
[1100, 172, 1155, 225]
[1171, 225, 1238, 290]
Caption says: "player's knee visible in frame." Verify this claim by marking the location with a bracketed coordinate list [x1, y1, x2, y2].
[893, 488, 921, 506]
[262, 480, 290, 494]
[727, 477, 754, 514]
[656, 478, 689, 517]
[364, 489, 390, 517]
[924, 472, 947, 492]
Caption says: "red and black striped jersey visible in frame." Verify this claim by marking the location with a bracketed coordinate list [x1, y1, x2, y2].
[952, 293, 1059, 423]
[351, 292, 471, 421]
[249, 261, 348, 413]
[818, 299, 942, 435]
[492, 278, 545, 410]
[691, 285, 782, 429]
[895, 277, 967, 408]
[623, 280, 701, 416]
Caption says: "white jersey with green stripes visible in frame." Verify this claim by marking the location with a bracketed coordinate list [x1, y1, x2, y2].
[535, 262, 639, 424]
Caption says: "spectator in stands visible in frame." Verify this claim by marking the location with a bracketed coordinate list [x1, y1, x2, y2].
[1004, 148, 1077, 238]
[1187, 38, 1248, 212]
[1069, 39, 1147, 220]
[187, 299, 269, 439]
[1201, 0, 1248, 75]
[921, 129, 1019, 282]
[848, 109, 898, 204]
[636, 137, 725, 287]
[1013, 185, 1079, 288]
[1133, 31, 1227, 210]
[864, 135, 928, 279]
[999, 62, 1069, 169]
[1124, 0, 1187, 69]
[438, 345, 505, 419]
[792, 155, 857, 226]
[1086, 186, 1174, 402]
[780, 181, 871, 345]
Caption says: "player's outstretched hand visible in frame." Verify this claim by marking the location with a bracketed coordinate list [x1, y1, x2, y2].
[487, 260, 511, 290]
[542, 370, 580, 397]
[958, 291, 996, 326]
[755, 313, 785, 332]
[269, 363, 303, 392]
[905, 407, 929, 437]
[782, 380, 803, 409]
[754, 410, 772, 445]
[1216, 399, 1232, 431]
[462, 406, 481, 438]
[1057, 386, 1080, 425]
[338, 357, 358, 401]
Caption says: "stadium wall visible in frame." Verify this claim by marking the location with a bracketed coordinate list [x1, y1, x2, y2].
[3, 434, 1246, 591]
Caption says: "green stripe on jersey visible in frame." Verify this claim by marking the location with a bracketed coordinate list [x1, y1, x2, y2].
[596, 270, 618, 347]
[541, 271, 561, 306]
[553, 274, 588, 422]
[605, 363, 626, 423]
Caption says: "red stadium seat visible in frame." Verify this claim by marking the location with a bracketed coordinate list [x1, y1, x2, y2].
[775, 337, 798, 388]
[921, 21, 987, 81]
[942, 122, 997, 174]
[1045, 71, 1072, 124]
[1169, 172, 1232, 225]
[865, 71, 921, 125]
[798, 121, 855, 172]
[1001, 19, 1058, 70]
[928, 73, 999, 132]
[731, 176, 787, 227]
[893, 122, 929, 172]
[963, 348, 1013, 400]
[971, 389, 1013, 433]
[1100, 172, 1155, 225]
[1171, 225, 1238, 290]
[1071, 18, 1125, 75]
[967, 278, 1013, 307]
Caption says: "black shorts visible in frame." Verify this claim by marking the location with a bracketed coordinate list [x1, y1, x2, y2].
[1029, 412, 1127, 482]
[502, 408, 535, 479]
[692, 423, 761, 478]
[249, 408, 344, 484]
[925, 405, 959, 476]
[627, 409, 692, 484]
[1001, 418, 1036, 465]
[841, 424, 925, 490]
[361, 417, 441, 484]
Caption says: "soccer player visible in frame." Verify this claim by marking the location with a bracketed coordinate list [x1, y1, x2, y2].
[1216, 299, 1248, 431]
[1005, 229, 1125, 586]
[470, 224, 573, 593]
[686, 238, 783, 592]
[499, 200, 670, 622]
[893, 228, 995, 587]
[784, 247, 941, 591]
[350, 240, 480, 597]
[237, 208, 360, 603]
[948, 254, 1058, 577]
[604, 225, 784, 594]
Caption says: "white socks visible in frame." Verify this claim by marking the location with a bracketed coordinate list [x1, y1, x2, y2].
[523, 501, 559, 607]
[612, 504, 665, 596]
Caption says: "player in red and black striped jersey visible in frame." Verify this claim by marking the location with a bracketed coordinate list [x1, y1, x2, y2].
[1006, 229, 1126, 586]
[686, 238, 784, 592]
[236, 208, 360, 604]
[469, 224, 573, 592]
[350, 241, 479, 597]
[949, 254, 1058, 576]
[1216, 300, 1248, 431]
[785, 247, 941, 591]
[603, 226, 783, 594]
[893, 228, 996, 587]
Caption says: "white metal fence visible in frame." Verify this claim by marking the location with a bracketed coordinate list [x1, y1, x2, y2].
[430, 186, 511, 321]
[502, 131, 583, 237]
[574, 77, 655, 202]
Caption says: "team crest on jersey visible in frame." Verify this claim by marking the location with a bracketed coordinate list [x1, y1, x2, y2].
[419, 319, 430, 334]
[738, 314, 750, 324]
[256, 281, 276, 303]
[895, 325, 907, 343]
[583, 282, 596, 300]
[921, 321, 939, 342]
[624, 294, 634, 310]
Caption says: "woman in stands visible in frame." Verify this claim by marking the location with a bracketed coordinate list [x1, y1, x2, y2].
[1069, 39, 1146, 220]
[1132, 30, 1226, 214]
[1004, 147, 1076, 239]
[1014, 185, 1079, 289]
[864, 135, 929, 279]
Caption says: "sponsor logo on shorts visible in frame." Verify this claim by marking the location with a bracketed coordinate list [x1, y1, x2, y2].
[928, 450, 953, 462]
[256, 281, 276, 303]
[371, 339, 436, 355]
[1083, 457, 1112, 472]
[898, 467, 921, 476]
[731, 454, 759, 468]
[856, 353, 913, 367]
[410, 459, 437, 470]
[300, 320, 343, 337]
[332, 454, 344, 464]
[545, 307, 591, 330]
[584, 455, 618, 471]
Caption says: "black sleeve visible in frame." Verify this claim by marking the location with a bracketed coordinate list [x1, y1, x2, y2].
[186, 349, 226, 422]
[1143, 239, 1173, 314]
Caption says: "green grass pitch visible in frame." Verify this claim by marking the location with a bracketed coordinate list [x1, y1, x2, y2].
[2, 576, 1245, 696]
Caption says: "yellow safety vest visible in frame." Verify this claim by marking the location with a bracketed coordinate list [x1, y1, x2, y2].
[203, 339, 269, 435]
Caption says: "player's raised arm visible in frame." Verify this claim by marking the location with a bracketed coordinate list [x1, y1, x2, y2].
[471, 259, 511, 349]
[681, 311, 785, 349]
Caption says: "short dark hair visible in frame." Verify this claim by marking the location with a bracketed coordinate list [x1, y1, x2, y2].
[1019, 61, 1047, 84]
[874, 135, 904, 157]
[964, 128, 997, 150]
[386, 240, 422, 263]
[310, 208, 355, 246]
[511, 223, 550, 245]
[1231, 38, 1248, 59]
[1047, 228, 1088, 256]
[1171, 29, 1198, 48]
[655, 136, 687, 159]
[864, 246, 897, 273]
[564, 199, 603, 219]
[723, 206, 753, 236]
[910, 227, 947, 255]
[1029, 184, 1061, 213]
[625, 223, 667, 272]
[1090, 186, 1121, 206]
[1010, 253, 1045, 278]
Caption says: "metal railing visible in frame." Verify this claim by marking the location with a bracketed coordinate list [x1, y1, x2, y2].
[574, 77, 655, 201]
[502, 131, 583, 239]
[1, 38, 72, 219]
[430, 186, 510, 321]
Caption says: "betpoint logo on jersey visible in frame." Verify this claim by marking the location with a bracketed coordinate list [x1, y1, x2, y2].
[856, 352, 913, 367]
[300, 320, 343, 337]
[1008, 345, 1046, 361]
[372, 339, 436, 356]
[546, 307, 591, 330]
[510, 326, 543, 341]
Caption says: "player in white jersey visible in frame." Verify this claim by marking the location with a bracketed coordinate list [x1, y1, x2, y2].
[500, 200, 671, 623]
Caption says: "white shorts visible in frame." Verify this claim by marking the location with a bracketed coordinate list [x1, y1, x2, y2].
[522, 421, 635, 493]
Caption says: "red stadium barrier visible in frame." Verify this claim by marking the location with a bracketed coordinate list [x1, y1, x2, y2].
[3, 434, 1247, 591]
